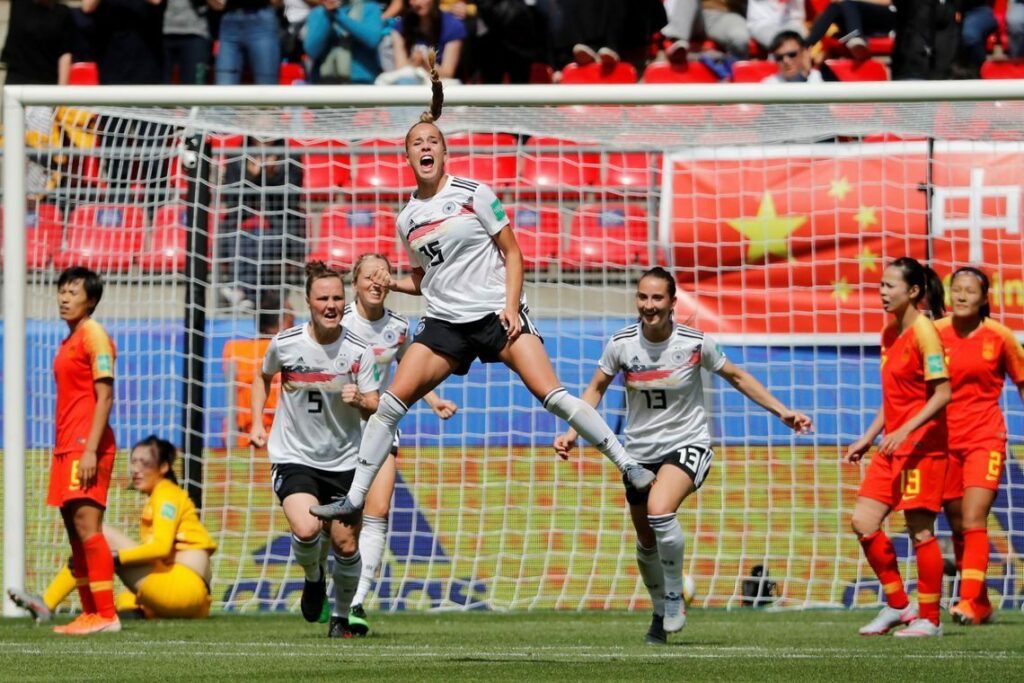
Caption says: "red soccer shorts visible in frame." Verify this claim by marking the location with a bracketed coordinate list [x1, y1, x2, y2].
[46, 450, 116, 508]
[943, 441, 1006, 501]
[859, 451, 947, 512]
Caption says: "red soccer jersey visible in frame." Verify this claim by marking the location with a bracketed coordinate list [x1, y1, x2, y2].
[53, 318, 116, 455]
[880, 314, 948, 456]
[937, 317, 1024, 450]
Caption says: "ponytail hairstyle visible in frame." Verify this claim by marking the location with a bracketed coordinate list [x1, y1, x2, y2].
[132, 434, 178, 484]
[405, 49, 445, 149]
[890, 256, 945, 319]
[304, 260, 344, 297]
[639, 266, 677, 299]
[951, 265, 991, 319]
[353, 252, 393, 281]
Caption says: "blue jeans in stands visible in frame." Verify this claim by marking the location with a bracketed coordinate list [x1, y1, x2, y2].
[215, 7, 281, 85]
[960, 6, 998, 68]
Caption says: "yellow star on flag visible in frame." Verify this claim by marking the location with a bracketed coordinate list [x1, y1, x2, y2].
[829, 177, 852, 201]
[832, 278, 852, 302]
[855, 206, 878, 229]
[727, 192, 807, 262]
[859, 247, 878, 273]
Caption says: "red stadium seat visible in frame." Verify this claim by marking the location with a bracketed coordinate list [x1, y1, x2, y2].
[445, 133, 518, 187]
[69, 204, 147, 232]
[560, 62, 638, 84]
[506, 205, 563, 269]
[309, 204, 399, 268]
[1, 204, 63, 270]
[641, 61, 719, 83]
[565, 203, 651, 269]
[602, 152, 661, 190]
[981, 59, 1024, 79]
[352, 138, 415, 194]
[295, 139, 352, 197]
[54, 204, 147, 271]
[69, 62, 100, 85]
[825, 58, 889, 81]
[518, 137, 601, 194]
[529, 62, 555, 84]
[731, 60, 778, 83]
[138, 225, 187, 272]
[279, 62, 306, 85]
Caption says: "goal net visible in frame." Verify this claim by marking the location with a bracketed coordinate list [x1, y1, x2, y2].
[4, 85, 1024, 614]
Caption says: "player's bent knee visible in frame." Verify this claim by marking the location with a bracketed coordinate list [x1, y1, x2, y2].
[372, 391, 409, 429]
[850, 516, 879, 538]
[292, 524, 321, 543]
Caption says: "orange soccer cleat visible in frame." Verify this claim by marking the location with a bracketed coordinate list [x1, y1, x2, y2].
[950, 599, 994, 626]
[58, 612, 122, 635]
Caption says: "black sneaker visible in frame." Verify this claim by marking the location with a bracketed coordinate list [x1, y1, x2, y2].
[301, 570, 327, 623]
[644, 613, 667, 645]
[347, 604, 370, 636]
[328, 615, 352, 638]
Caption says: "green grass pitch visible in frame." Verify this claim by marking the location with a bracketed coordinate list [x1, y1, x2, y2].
[1, 610, 1021, 681]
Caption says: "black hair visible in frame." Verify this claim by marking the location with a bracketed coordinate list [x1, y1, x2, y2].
[401, 0, 442, 62]
[304, 260, 345, 297]
[951, 266, 991, 320]
[889, 257, 945, 319]
[57, 266, 104, 315]
[259, 291, 283, 335]
[769, 30, 806, 54]
[132, 434, 178, 484]
[638, 266, 677, 299]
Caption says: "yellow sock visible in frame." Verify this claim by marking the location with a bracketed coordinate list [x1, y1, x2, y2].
[43, 566, 77, 611]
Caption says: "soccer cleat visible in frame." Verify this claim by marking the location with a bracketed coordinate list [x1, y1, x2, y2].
[858, 604, 917, 635]
[53, 612, 93, 634]
[644, 613, 667, 645]
[64, 613, 121, 635]
[300, 570, 327, 623]
[318, 596, 332, 624]
[663, 592, 687, 633]
[310, 495, 361, 522]
[328, 615, 352, 638]
[950, 599, 994, 626]
[894, 617, 943, 638]
[624, 465, 656, 493]
[7, 588, 52, 623]
[347, 604, 370, 636]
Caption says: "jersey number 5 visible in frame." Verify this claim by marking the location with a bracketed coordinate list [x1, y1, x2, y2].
[418, 240, 444, 266]
[641, 389, 667, 410]
[308, 391, 323, 414]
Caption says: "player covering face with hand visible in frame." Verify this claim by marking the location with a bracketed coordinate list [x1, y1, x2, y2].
[554, 268, 812, 644]
[311, 51, 656, 524]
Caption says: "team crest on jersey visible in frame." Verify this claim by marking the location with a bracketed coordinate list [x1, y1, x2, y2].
[442, 200, 458, 215]
[982, 339, 996, 361]
[383, 328, 399, 346]
[333, 354, 352, 374]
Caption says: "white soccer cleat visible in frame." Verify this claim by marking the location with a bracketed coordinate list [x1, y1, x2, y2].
[663, 592, 687, 633]
[858, 604, 916, 635]
[893, 617, 943, 638]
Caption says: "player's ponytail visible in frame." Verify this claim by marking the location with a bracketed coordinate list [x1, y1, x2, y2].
[132, 434, 179, 484]
[951, 266, 991, 319]
[419, 48, 444, 124]
[304, 260, 343, 297]
[890, 257, 945, 319]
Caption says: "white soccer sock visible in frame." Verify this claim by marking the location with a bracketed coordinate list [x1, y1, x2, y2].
[347, 392, 407, 508]
[332, 551, 362, 617]
[318, 527, 332, 575]
[353, 515, 387, 607]
[291, 533, 322, 582]
[636, 542, 665, 617]
[649, 514, 685, 598]
[542, 387, 636, 471]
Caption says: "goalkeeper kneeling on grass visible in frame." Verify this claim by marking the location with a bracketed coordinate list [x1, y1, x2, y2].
[9, 436, 217, 622]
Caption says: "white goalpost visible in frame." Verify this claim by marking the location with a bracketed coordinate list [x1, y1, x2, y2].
[5, 81, 1024, 617]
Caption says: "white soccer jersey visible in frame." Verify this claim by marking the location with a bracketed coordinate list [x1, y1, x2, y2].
[262, 324, 381, 471]
[397, 175, 524, 323]
[341, 303, 411, 390]
[598, 323, 727, 463]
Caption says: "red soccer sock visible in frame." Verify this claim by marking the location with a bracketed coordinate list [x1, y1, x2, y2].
[959, 528, 990, 605]
[83, 534, 116, 618]
[952, 532, 965, 572]
[915, 537, 944, 625]
[69, 537, 96, 614]
[860, 530, 910, 610]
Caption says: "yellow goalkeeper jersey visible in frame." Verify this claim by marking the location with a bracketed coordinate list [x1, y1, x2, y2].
[118, 479, 216, 568]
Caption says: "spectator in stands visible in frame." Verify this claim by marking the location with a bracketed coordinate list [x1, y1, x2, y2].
[386, 0, 466, 80]
[957, 1, 998, 78]
[662, 0, 699, 63]
[475, 0, 548, 82]
[747, 0, 806, 51]
[218, 136, 304, 311]
[702, 0, 750, 59]
[890, 0, 958, 80]
[762, 30, 822, 82]
[806, 0, 896, 61]
[209, 0, 281, 85]
[553, 0, 664, 69]
[81, 0, 165, 84]
[1, 0, 76, 85]
[282, 0, 315, 64]
[163, 0, 211, 83]
[304, 0, 384, 83]
[1010, 0, 1024, 58]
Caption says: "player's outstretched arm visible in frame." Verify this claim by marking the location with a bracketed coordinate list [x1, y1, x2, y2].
[424, 391, 458, 419]
[845, 407, 885, 463]
[715, 360, 812, 434]
[249, 372, 273, 448]
[553, 368, 615, 460]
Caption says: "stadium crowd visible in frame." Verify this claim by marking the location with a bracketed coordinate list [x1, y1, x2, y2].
[3, 0, 1024, 87]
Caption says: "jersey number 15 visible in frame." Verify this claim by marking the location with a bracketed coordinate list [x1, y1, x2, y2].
[418, 240, 445, 267]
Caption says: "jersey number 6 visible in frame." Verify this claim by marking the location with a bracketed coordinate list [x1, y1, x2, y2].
[419, 240, 445, 267]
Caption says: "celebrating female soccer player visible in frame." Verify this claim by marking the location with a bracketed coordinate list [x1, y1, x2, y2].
[10, 436, 217, 621]
[552, 267, 812, 644]
[846, 257, 950, 638]
[342, 252, 458, 630]
[312, 53, 655, 522]
[937, 267, 1024, 626]
[45, 267, 120, 634]
[250, 261, 381, 637]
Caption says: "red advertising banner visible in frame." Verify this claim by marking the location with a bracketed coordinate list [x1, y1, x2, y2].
[661, 142, 1024, 338]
